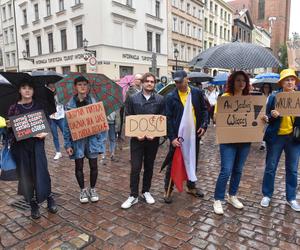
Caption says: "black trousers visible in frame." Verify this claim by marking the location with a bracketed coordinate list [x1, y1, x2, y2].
[164, 138, 200, 191]
[130, 138, 159, 197]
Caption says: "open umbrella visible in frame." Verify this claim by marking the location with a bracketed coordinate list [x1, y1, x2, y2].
[55, 72, 123, 115]
[158, 83, 176, 96]
[252, 78, 280, 90]
[210, 72, 229, 85]
[117, 75, 135, 102]
[255, 73, 279, 80]
[189, 41, 281, 70]
[31, 71, 64, 85]
[187, 72, 213, 83]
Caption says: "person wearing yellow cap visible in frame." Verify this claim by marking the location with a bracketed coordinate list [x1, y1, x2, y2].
[261, 69, 300, 212]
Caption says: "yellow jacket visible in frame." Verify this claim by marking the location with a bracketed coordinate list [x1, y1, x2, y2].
[0, 116, 6, 128]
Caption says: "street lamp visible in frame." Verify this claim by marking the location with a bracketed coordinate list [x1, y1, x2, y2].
[174, 48, 179, 71]
[83, 38, 97, 57]
[22, 50, 34, 63]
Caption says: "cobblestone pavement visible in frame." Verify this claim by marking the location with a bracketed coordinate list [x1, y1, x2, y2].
[1, 127, 300, 250]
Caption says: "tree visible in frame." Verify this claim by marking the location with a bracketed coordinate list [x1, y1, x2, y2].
[278, 44, 288, 71]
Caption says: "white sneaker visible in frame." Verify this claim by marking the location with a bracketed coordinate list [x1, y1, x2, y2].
[213, 200, 224, 215]
[227, 195, 244, 209]
[121, 196, 138, 209]
[141, 192, 155, 204]
[89, 188, 99, 202]
[260, 197, 271, 207]
[54, 152, 62, 160]
[287, 200, 300, 212]
[79, 189, 89, 204]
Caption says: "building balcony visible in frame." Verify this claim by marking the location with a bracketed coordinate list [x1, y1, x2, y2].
[71, 2, 83, 11]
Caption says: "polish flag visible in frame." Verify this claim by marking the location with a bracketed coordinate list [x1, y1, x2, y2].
[171, 92, 197, 192]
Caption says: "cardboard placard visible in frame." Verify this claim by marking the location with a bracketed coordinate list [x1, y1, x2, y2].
[275, 92, 300, 116]
[287, 40, 300, 71]
[125, 115, 167, 137]
[216, 96, 266, 144]
[65, 102, 108, 141]
[10, 110, 50, 141]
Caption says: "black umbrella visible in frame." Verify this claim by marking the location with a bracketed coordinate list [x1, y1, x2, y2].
[252, 78, 280, 90]
[0, 84, 18, 119]
[189, 41, 281, 70]
[31, 71, 64, 85]
[187, 72, 213, 83]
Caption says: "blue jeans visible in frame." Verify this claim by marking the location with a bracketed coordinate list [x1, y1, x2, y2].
[214, 143, 251, 200]
[108, 124, 116, 154]
[262, 135, 300, 201]
[50, 118, 64, 152]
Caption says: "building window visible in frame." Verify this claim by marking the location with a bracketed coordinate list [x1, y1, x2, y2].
[6, 54, 10, 67]
[193, 6, 196, 16]
[48, 33, 54, 53]
[60, 29, 67, 51]
[148, 68, 160, 77]
[209, 1, 213, 11]
[4, 30, 8, 44]
[11, 53, 15, 66]
[172, 0, 176, 7]
[180, 0, 183, 10]
[228, 30, 230, 41]
[258, 0, 265, 20]
[155, 1, 160, 18]
[155, 34, 161, 53]
[193, 26, 196, 37]
[59, 0, 64, 11]
[173, 17, 177, 32]
[228, 14, 231, 23]
[76, 25, 83, 48]
[198, 28, 202, 39]
[180, 20, 184, 33]
[186, 3, 190, 14]
[215, 4, 218, 14]
[75, 0, 81, 4]
[62, 66, 70, 74]
[46, 0, 51, 16]
[77, 64, 86, 73]
[209, 42, 212, 48]
[23, 9, 27, 25]
[10, 28, 14, 42]
[214, 23, 217, 36]
[224, 28, 226, 40]
[180, 45, 184, 60]
[209, 20, 212, 33]
[204, 18, 207, 31]
[198, 9, 201, 19]
[224, 11, 227, 21]
[34, 4, 39, 21]
[37, 36, 42, 55]
[147, 31, 152, 52]
[2, 7, 6, 21]
[220, 9, 223, 19]
[187, 23, 190, 36]
[204, 41, 207, 50]
[8, 4, 12, 18]
[220, 26, 223, 38]
[126, 0, 132, 7]
[120, 66, 133, 78]
[25, 39, 30, 57]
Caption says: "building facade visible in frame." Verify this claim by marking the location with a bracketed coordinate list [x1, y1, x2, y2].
[167, 0, 204, 74]
[227, 0, 291, 56]
[0, 0, 18, 71]
[15, 0, 168, 80]
[232, 8, 254, 43]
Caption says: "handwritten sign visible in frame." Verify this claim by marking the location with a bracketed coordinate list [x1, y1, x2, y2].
[65, 102, 108, 141]
[216, 96, 266, 144]
[275, 92, 300, 116]
[10, 110, 50, 141]
[287, 40, 300, 71]
[125, 115, 166, 137]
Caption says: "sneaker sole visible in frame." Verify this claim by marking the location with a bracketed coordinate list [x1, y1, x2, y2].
[121, 199, 138, 209]
[227, 200, 243, 209]
[287, 202, 300, 212]
[80, 199, 89, 204]
[141, 195, 155, 204]
[90, 198, 99, 203]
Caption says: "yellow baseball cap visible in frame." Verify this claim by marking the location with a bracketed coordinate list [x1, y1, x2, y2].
[278, 69, 300, 85]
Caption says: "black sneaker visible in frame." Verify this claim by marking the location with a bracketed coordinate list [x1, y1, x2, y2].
[47, 196, 58, 214]
[30, 200, 41, 220]
[186, 188, 204, 198]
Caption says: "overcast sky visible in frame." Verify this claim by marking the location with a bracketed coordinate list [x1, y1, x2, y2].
[289, 0, 299, 38]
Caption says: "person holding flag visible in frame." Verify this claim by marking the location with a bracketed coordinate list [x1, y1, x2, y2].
[163, 70, 208, 203]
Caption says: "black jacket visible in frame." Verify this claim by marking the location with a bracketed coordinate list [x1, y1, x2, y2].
[165, 87, 208, 142]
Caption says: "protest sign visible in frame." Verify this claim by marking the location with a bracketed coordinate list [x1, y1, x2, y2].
[125, 115, 166, 137]
[287, 40, 300, 71]
[216, 96, 266, 144]
[65, 102, 108, 141]
[10, 110, 50, 141]
[275, 91, 300, 116]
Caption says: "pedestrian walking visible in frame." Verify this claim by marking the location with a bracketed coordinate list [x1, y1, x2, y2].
[7, 80, 57, 219]
[213, 71, 253, 215]
[163, 70, 208, 204]
[261, 69, 300, 212]
[63, 76, 104, 204]
[46, 83, 65, 160]
[121, 72, 165, 209]
[205, 84, 219, 126]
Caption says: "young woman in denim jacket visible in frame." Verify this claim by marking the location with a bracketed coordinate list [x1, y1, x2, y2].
[260, 69, 300, 212]
[64, 76, 105, 204]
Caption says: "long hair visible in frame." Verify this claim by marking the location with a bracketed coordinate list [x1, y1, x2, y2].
[225, 71, 250, 95]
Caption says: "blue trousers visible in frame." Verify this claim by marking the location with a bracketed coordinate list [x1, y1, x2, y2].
[262, 135, 300, 201]
[214, 143, 251, 200]
[50, 118, 64, 152]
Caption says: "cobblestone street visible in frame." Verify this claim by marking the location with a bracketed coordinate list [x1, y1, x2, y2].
[1, 127, 300, 249]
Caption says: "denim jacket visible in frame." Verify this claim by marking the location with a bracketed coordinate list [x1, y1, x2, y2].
[63, 95, 106, 159]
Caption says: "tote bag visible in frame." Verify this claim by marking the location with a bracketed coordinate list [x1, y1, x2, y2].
[0, 144, 17, 181]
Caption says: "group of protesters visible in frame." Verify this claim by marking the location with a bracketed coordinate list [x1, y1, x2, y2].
[1, 68, 300, 220]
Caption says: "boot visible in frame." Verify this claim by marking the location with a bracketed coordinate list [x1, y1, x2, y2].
[47, 195, 58, 214]
[30, 200, 41, 219]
